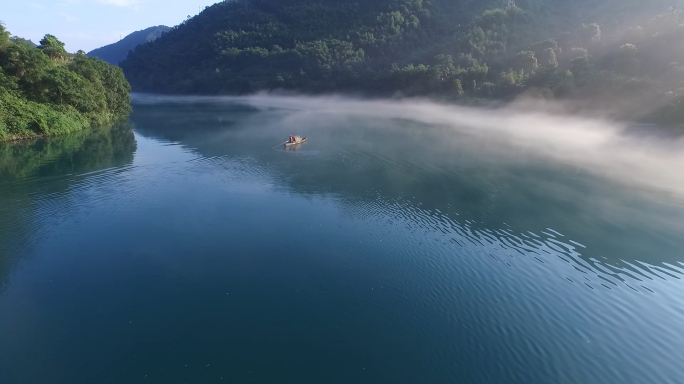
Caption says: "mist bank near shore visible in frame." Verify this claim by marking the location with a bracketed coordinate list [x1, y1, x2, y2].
[132, 93, 684, 200]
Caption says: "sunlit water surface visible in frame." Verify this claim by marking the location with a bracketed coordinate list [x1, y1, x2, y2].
[1, 96, 684, 383]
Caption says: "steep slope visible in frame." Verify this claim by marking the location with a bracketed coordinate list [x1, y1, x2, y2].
[120, 0, 684, 120]
[0, 28, 131, 141]
[88, 25, 170, 65]
[122, 0, 440, 93]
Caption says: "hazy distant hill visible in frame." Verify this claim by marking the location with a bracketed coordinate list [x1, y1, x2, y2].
[88, 25, 170, 65]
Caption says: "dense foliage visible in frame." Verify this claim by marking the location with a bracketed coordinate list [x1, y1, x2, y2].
[0, 25, 131, 141]
[88, 25, 171, 65]
[121, 0, 684, 120]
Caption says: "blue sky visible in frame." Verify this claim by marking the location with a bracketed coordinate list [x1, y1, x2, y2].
[2, 0, 220, 52]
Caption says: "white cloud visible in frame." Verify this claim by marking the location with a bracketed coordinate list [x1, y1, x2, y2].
[97, 0, 139, 7]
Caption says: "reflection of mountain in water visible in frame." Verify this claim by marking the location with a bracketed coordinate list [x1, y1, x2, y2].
[131, 99, 684, 292]
[0, 125, 137, 292]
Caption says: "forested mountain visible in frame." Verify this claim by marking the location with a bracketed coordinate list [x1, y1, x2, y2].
[121, 0, 684, 120]
[0, 26, 131, 141]
[88, 25, 170, 65]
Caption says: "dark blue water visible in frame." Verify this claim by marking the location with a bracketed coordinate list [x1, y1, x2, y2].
[1, 96, 683, 383]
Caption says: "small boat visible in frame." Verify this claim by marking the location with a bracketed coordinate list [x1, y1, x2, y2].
[284, 136, 307, 146]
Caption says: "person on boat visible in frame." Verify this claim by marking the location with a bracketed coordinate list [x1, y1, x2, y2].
[289, 135, 295, 143]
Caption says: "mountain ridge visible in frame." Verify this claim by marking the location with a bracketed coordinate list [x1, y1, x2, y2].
[120, 0, 684, 122]
[88, 25, 170, 65]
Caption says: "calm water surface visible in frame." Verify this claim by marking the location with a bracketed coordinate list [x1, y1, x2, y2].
[1, 96, 684, 383]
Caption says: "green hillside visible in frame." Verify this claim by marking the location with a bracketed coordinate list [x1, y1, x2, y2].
[0, 26, 131, 141]
[121, 0, 684, 120]
[88, 25, 170, 65]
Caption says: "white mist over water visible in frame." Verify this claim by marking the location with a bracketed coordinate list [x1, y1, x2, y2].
[133, 93, 684, 199]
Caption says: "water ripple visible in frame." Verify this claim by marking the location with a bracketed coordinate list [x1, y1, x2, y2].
[336, 189, 684, 297]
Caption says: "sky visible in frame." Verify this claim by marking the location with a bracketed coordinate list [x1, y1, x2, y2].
[2, 0, 220, 52]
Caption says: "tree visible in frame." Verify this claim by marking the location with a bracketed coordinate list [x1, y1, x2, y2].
[0, 23, 10, 50]
[432, 54, 456, 79]
[529, 39, 561, 57]
[457, 53, 478, 68]
[38, 34, 67, 59]
[498, 68, 525, 87]
[42, 65, 106, 113]
[515, 51, 538, 74]
[570, 55, 590, 77]
[552, 70, 575, 97]
[538, 48, 558, 68]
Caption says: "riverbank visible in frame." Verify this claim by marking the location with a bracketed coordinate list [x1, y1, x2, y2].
[0, 29, 132, 142]
[0, 91, 130, 142]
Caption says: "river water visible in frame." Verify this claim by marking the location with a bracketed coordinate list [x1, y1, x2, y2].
[1, 95, 683, 383]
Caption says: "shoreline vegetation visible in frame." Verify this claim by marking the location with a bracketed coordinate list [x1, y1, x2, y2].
[120, 0, 684, 125]
[0, 25, 131, 142]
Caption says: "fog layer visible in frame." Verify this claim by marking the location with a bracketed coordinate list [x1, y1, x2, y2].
[133, 93, 684, 199]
